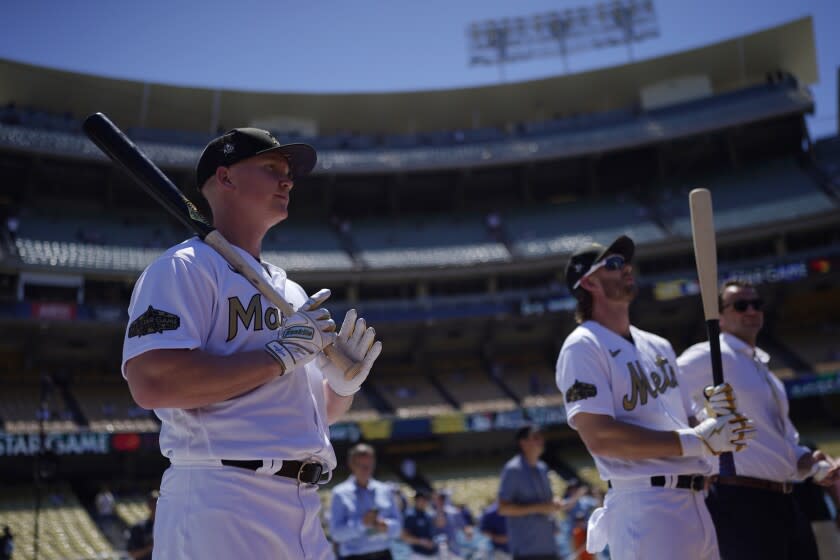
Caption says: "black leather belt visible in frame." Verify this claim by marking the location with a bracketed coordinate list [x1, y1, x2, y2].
[608, 474, 706, 491]
[221, 459, 329, 485]
[713, 475, 793, 494]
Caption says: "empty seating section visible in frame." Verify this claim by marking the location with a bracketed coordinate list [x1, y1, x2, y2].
[16, 238, 164, 272]
[0, 485, 116, 560]
[774, 325, 840, 373]
[494, 353, 564, 407]
[14, 208, 354, 272]
[115, 496, 150, 528]
[661, 158, 836, 236]
[342, 390, 381, 422]
[504, 199, 665, 258]
[374, 364, 454, 418]
[16, 208, 180, 248]
[263, 224, 354, 270]
[433, 356, 515, 413]
[354, 214, 510, 268]
[72, 374, 158, 433]
[0, 377, 75, 434]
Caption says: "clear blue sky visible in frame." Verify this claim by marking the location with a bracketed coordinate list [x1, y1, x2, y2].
[2, 0, 837, 138]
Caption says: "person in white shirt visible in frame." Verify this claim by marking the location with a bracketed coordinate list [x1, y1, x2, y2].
[555, 235, 755, 560]
[330, 443, 402, 560]
[122, 128, 382, 559]
[678, 279, 840, 560]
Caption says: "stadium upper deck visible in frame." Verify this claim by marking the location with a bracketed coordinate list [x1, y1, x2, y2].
[0, 18, 817, 172]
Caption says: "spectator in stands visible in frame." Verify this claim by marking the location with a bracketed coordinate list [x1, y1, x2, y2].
[497, 424, 561, 559]
[0, 526, 13, 560]
[431, 489, 465, 557]
[479, 500, 510, 560]
[677, 279, 840, 560]
[402, 490, 438, 558]
[330, 443, 402, 560]
[5, 214, 18, 242]
[485, 211, 503, 242]
[94, 484, 121, 544]
[126, 490, 157, 560]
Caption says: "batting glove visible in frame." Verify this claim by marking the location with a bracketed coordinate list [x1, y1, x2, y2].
[318, 309, 382, 396]
[702, 383, 738, 418]
[677, 413, 756, 457]
[264, 289, 336, 375]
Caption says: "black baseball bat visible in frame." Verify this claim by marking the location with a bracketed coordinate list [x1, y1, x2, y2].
[83, 112, 359, 378]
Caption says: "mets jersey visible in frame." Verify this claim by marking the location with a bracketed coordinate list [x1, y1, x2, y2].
[121, 237, 336, 469]
[556, 321, 710, 481]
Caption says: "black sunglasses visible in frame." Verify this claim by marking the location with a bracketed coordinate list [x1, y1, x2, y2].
[724, 298, 764, 312]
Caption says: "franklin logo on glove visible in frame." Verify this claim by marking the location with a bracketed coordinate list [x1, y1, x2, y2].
[283, 326, 315, 340]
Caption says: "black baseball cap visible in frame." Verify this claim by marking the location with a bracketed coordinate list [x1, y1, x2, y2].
[515, 423, 543, 442]
[196, 128, 317, 189]
[564, 235, 635, 292]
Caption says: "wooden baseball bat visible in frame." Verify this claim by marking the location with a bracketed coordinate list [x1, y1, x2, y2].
[83, 112, 360, 380]
[689, 188, 735, 475]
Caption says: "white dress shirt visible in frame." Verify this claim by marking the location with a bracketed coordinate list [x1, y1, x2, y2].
[678, 332, 811, 482]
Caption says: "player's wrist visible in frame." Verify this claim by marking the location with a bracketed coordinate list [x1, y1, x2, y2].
[676, 428, 705, 457]
[264, 341, 288, 376]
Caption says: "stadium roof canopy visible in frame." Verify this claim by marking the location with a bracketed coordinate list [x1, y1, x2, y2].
[0, 17, 816, 135]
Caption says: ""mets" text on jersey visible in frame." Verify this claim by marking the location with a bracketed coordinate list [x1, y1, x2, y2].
[622, 355, 679, 411]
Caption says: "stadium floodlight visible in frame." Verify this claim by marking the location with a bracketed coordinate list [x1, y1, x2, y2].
[467, 0, 659, 70]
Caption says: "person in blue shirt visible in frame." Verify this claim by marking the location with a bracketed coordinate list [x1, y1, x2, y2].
[401, 490, 439, 558]
[330, 444, 402, 560]
[498, 424, 561, 559]
[480, 500, 511, 559]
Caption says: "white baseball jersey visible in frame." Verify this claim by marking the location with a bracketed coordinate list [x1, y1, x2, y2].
[556, 321, 711, 481]
[678, 332, 810, 481]
[121, 237, 336, 470]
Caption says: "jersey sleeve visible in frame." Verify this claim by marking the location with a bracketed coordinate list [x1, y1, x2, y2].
[555, 336, 614, 429]
[121, 255, 216, 376]
[497, 464, 520, 503]
[675, 343, 711, 420]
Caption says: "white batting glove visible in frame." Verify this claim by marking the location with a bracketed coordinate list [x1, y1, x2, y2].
[318, 309, 382, 396]
[677, 413, 756, 457]
[265, 289, 336, 375]
[702, 383, 738, 418]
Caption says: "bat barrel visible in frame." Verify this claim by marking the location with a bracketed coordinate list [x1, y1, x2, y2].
[83, 112, 214, 239]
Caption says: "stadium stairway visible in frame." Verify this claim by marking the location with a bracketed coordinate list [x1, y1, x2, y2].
[55, 375, 89, 430]
[759, 330, 812, 374]
[358, 383, 394, 415]
[427, 374, 461, 409]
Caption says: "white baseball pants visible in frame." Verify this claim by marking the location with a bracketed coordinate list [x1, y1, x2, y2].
[152, 464, 334, 559]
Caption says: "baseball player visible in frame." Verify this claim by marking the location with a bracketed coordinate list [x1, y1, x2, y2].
[677, 279, 840, 560]
[555, 235, 755, 560]
[122, 128, 382, 559]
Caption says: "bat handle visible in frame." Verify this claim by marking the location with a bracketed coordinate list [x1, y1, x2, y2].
[204, 231, 364, 382]
[705, 319, 736, 476]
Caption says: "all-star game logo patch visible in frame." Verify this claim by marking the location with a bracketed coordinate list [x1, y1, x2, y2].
[565, 379, 598, 403]
[128, 305, 181, 338]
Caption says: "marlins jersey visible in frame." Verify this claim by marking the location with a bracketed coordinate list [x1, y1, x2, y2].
[556, 321, 710, 481]
[121, 237, 336, 469]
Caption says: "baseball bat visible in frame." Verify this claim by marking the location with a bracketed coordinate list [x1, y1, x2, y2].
[689, 187, 735, 475]
[83, 112, 360, 380]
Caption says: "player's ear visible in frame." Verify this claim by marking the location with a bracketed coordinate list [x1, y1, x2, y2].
[580, 275, 599, 295]
[215, 166, 234, 189]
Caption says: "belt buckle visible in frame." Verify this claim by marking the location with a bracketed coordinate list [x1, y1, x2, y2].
[296, 461, 323, 485]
